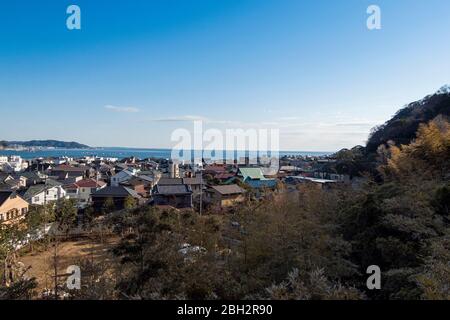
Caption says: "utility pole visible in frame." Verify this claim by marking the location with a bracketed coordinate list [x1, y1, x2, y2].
[53, 242, 58, 300]
[199, 166, 203, 216]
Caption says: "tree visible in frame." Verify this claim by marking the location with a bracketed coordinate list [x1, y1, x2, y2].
[83, 206, 95, 226]
[112, 208, 178, 298]
[68, 258, 117, 300]
[222, 186, 358, 298]
[24, 206, 44, 252]
[55, 198, 78, 236]
[0, 224, 36, 299]
[380, 117, 450, 179]
[0, 278, 37, 300]
[416, 233, 450, 300]
[264, 268, 363, 300]
[102, 197, 115, 214]
[338, 118, 450, 299]
[123, 196, 136, 211]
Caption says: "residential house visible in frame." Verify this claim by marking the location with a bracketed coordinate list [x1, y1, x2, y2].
[51, 164, 93, 178]
[157, 178, 183, 186]
[152, 185, 193, 209]
[204, 165, 227, 177]
[0, 172, 13, 182]
[135, 174, 157, 188]
[0, 156, 28, 173]
[91, 186, 141, 212]
[214, 172, 236, 183]
[285, 176, 337, 190]
[111, 167, 139, 187]
[120, 177, 147, 197]
[20, 171, 46, 186]
[143, 160, 159, 170]
[205, 184, 246, 208]
[137, 170, 160, 187]
[21, 180, 67, 205]
[182, 177, 204, 196]
[0, 175, 26, 190]
[64, 178, 107, 204]
[0, 191, 29, 225]
[238, 167, 277, 189]
[98, 164, 116, 179]
[279, 166, 301, 174]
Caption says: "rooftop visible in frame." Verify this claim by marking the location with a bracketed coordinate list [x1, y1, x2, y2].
[67, 179, 106, 189]
[53, 164, 90, 172]
[157, 178, 183, 185]
[0, 191, 14, 207]
[182, 177, 203, 185]
[92, 186, 140, 198]
[154, 185, 192, 195]
[239, 167, 268, 180]
[210, 184, 246, 195]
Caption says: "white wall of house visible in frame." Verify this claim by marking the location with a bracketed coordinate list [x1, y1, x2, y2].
[80, 185, 106, 203]
[30, 186, 67, 205]
[111, 168, 139, 186]
[66, 185, 106, 204]
[0, 156, 28, 172]
[65, 188, 79, 200]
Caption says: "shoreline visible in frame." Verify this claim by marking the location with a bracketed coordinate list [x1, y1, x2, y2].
[0, 147, 333, 160]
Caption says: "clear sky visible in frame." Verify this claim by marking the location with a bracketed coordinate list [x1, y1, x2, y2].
[1, 0, 449, 151]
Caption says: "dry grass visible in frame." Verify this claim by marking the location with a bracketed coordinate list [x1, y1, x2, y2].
[18, 236, 119, 292]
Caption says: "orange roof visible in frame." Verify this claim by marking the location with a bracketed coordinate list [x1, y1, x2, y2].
[69, 179, 106, 189]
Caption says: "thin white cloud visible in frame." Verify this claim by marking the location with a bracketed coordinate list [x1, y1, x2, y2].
[277, 116, 300, 121]
[149, 115, 209, 122]
[104, 105, 140, 113]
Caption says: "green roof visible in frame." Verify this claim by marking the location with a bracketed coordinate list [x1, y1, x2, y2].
[239, 168, 268, 181]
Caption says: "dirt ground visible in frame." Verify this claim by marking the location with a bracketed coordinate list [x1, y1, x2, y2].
[18, 236, 119, 292]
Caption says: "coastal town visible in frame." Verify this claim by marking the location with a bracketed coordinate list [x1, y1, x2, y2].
[1, 151, 353, 225]
[0, 148, 364, 298]
[2, 0, 449, 305]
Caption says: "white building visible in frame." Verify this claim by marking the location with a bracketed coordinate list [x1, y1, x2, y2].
[0, 156, 28, 173]
[169, 161, 180, 178]
[111, 167, 139, 187]
[64, 178, 107, 204]
[23, 183, 67, 205]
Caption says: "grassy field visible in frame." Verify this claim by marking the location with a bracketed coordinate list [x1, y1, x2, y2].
[18, 236, 119, 294]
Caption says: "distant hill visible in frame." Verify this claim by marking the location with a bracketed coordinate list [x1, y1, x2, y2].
[4, 140, 90, 149]
[366, 85, 450, 152]
[330, 85, 450, 177]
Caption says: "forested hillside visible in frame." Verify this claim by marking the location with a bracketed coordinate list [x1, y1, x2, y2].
[367, 85, 450, 152]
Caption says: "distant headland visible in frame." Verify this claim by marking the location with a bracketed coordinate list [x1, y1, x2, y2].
[0, 140, 90, 150]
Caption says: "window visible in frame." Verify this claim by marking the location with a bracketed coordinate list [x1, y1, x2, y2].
[34, 196, 40, 202]
[0, 214, 3, 221]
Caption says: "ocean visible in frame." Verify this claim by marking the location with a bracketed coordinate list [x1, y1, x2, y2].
[0, 147, 332, 160]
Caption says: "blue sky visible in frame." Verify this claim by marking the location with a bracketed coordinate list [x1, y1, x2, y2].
[1, 0, 449, 151]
